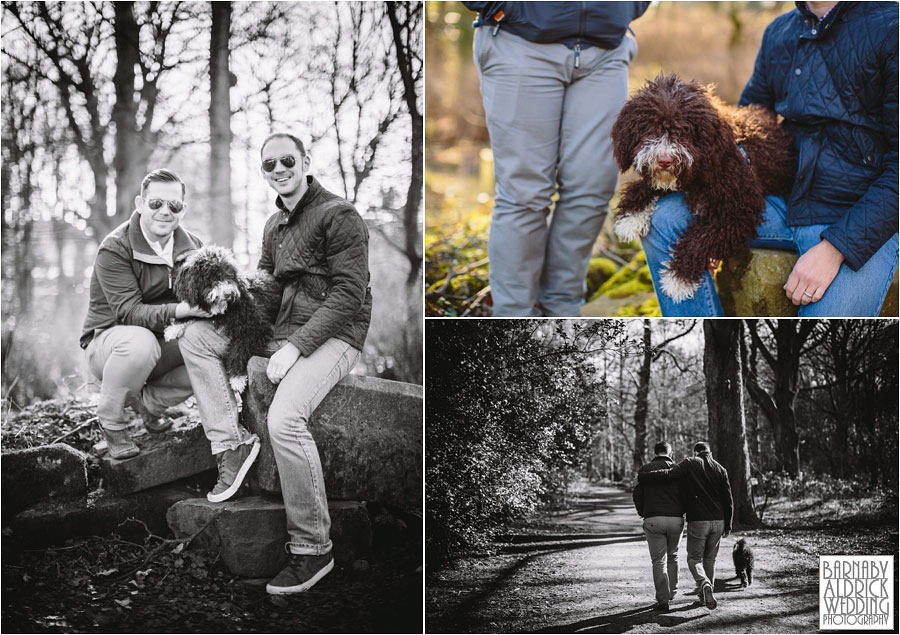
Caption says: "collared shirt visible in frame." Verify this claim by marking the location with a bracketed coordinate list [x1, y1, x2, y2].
[140, 222, 175, 267]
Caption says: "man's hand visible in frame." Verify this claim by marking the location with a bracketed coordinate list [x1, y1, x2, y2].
[783, 239, 844, 306]
[267, 342, 301, 384]
[175, 301, 213, 319]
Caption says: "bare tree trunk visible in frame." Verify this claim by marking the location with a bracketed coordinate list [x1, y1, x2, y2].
[113, 2, 146, 220]
[632, 320, 651, 470]
[704, 320, 760, 528]
[209, 1, 235, 249]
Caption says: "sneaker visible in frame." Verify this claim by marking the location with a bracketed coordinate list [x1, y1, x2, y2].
[701, 583, 718, 609]
[126, 392, 172, 434]
[206, 438, 260, 502]
[654, 601, 670, 611]
[266, 553, 334, 595]
[101, 427, 140, 460]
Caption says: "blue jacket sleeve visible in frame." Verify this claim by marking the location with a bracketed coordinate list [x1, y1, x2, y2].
[738, 26, 775, 109]
[821, 28, 899, 270]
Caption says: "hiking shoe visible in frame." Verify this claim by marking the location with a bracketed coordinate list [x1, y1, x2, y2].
[101, 427, 140, 460]
[701, 583, 718, 609]
[126, 392, 172, 434]
[266, 553, 334, 595]
[654, 601, 670, 611]
[206, 438, 260, 503]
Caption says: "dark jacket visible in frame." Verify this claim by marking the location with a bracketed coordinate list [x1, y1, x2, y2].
[81, 213, 203, 349]
[259, 176, 372, 357]
[633, 455, 685, 518]
[739, 1, 898, 271]
[462, 1, 650, 50]
[638, 452, 734, 532]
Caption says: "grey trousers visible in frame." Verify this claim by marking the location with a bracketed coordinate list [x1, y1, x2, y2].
[643, 516, 685, 603]
[474, 28, 636, 316]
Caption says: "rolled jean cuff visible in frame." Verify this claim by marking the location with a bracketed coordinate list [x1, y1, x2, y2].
[210, 432, 257, 455]
[99, 421, 131, 432]
[287, 539, 333, 556]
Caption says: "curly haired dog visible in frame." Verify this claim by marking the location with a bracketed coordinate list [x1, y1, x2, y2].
[611, 73, 795, 302]
[164, 245, 281, 393]
[732, 538, 755, 587]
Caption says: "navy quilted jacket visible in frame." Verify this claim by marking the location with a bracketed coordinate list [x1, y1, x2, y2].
[739, 1, 898, 271]
[258, 176, 372, 357]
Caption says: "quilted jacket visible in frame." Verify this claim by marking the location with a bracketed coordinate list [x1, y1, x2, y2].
[258, 176, 372, 357]
[739, 1, 898, 271]
[80, 213, 204, 348]
[461, 1, 650, 50]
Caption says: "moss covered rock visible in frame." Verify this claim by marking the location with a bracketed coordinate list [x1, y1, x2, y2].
[717, 249, 798, 316]
[584, 257, 617, 299]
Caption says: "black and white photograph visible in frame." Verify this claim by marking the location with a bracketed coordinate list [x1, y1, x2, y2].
[1, 1, 423, 632]
[425, 318, 898, 633]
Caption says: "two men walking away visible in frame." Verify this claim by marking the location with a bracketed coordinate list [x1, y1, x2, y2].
[634, 441, 734, 610]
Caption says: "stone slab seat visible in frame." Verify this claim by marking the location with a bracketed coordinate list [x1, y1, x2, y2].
[2, 444, 90, 518]
[718, 248, 899, 317]
[96, 419, 216, 495]
[166, 497, 371, 578]
[243, 358, 424, 511]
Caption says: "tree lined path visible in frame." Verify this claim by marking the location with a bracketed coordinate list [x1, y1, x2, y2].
[427, 480, 821, 634]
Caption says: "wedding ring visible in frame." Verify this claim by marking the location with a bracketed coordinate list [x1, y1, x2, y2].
[803, 291, 814, 298]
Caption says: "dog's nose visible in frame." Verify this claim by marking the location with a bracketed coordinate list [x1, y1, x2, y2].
[657, 154, 674, 169]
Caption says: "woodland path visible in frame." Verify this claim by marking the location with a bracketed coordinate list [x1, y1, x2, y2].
[427, 480, 821, 633]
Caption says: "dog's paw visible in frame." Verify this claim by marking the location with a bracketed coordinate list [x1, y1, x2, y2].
[659, 263, 701, 303]
[229, 375, 248, 394]
[164, 322, 187, 342]
[614, 206, 655, 242]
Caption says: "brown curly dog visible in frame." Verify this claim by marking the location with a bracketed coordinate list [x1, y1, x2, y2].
[611, 73, 795, 302]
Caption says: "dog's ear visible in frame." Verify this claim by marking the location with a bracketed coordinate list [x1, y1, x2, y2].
[611, 101, 642, 172]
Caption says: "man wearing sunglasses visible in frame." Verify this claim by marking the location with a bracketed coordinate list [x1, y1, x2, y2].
[179, 133, 372, 595]
[81, 169, 210, 459]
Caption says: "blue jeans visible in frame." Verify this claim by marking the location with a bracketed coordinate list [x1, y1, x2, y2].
[642, 193, 899, 316]
[686, 520, 724, 593]
[179, 322, 360, 555]
[643, 516, 685, 603]
[474, 28, 637, 316]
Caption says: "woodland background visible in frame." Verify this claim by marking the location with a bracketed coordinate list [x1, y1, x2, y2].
[2, 0, 424, 409]
[425, 1, 798, 316]
[426, 319, 899, 561]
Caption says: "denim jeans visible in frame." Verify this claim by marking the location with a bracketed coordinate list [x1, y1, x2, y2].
[643, 516, 685, 603]
[474, 28, 637, 316]
[685, 519, 724, 592]
[178, 321, 360, 556]
[642, 193, 899, 316]
[86, 325, 193, 431]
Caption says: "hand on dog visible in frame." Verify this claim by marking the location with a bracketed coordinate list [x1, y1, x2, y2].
[175, 302, 213, 319]
[783, 239, 844, 306]
[267, 342, 301, 384]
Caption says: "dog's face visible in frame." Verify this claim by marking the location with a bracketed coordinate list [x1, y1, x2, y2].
[612, 74, 732, 190]
[173, 246, 243, 315]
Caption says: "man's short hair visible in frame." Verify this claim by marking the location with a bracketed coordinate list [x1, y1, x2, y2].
[654, 441, 671, 456]
[260, 132, 306, 159]
[141, 169, 185, 198]
[694, 441, 711, 453]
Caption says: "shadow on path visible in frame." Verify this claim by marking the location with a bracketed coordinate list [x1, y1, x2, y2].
[534, 602, 708, 634]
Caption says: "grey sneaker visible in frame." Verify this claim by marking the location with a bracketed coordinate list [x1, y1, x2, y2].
[101, 427, 140, 460]
[206, 438, 260, 503]
[701, 582, 718, 609]
[266, 553, 334, 595]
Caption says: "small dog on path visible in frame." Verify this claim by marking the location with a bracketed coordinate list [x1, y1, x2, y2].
[732, 538, 755, 587]
[610, 73, 795, 302]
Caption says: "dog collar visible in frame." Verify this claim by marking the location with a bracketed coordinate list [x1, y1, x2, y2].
[737, 141, 752, 166]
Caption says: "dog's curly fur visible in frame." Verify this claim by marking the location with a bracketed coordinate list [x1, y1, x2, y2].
[732, 538, 755, 587]
[611, 73, 795, 302]
[164, 245, 281, 393]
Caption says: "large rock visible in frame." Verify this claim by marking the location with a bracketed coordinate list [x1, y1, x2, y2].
[2, 444, 89, 517]
[166, 496, 371, 577]
[98, 420, 216, 495]
[718, 249, 899, 316]
[9, 483, 201, 549]
[243, 360, 423, 510]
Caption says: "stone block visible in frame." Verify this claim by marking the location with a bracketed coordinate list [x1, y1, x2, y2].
[718, 249, 899, 317]
[243, 360, 423, 510]
[99, 420, 216, 495]
[1, 444, 89, 517]
[166, 496, 372, 577]
[9, 483, 201, 549]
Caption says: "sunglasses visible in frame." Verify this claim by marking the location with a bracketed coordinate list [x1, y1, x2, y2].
[145, 199, 185, 213]
[262, 155, 298, 173]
